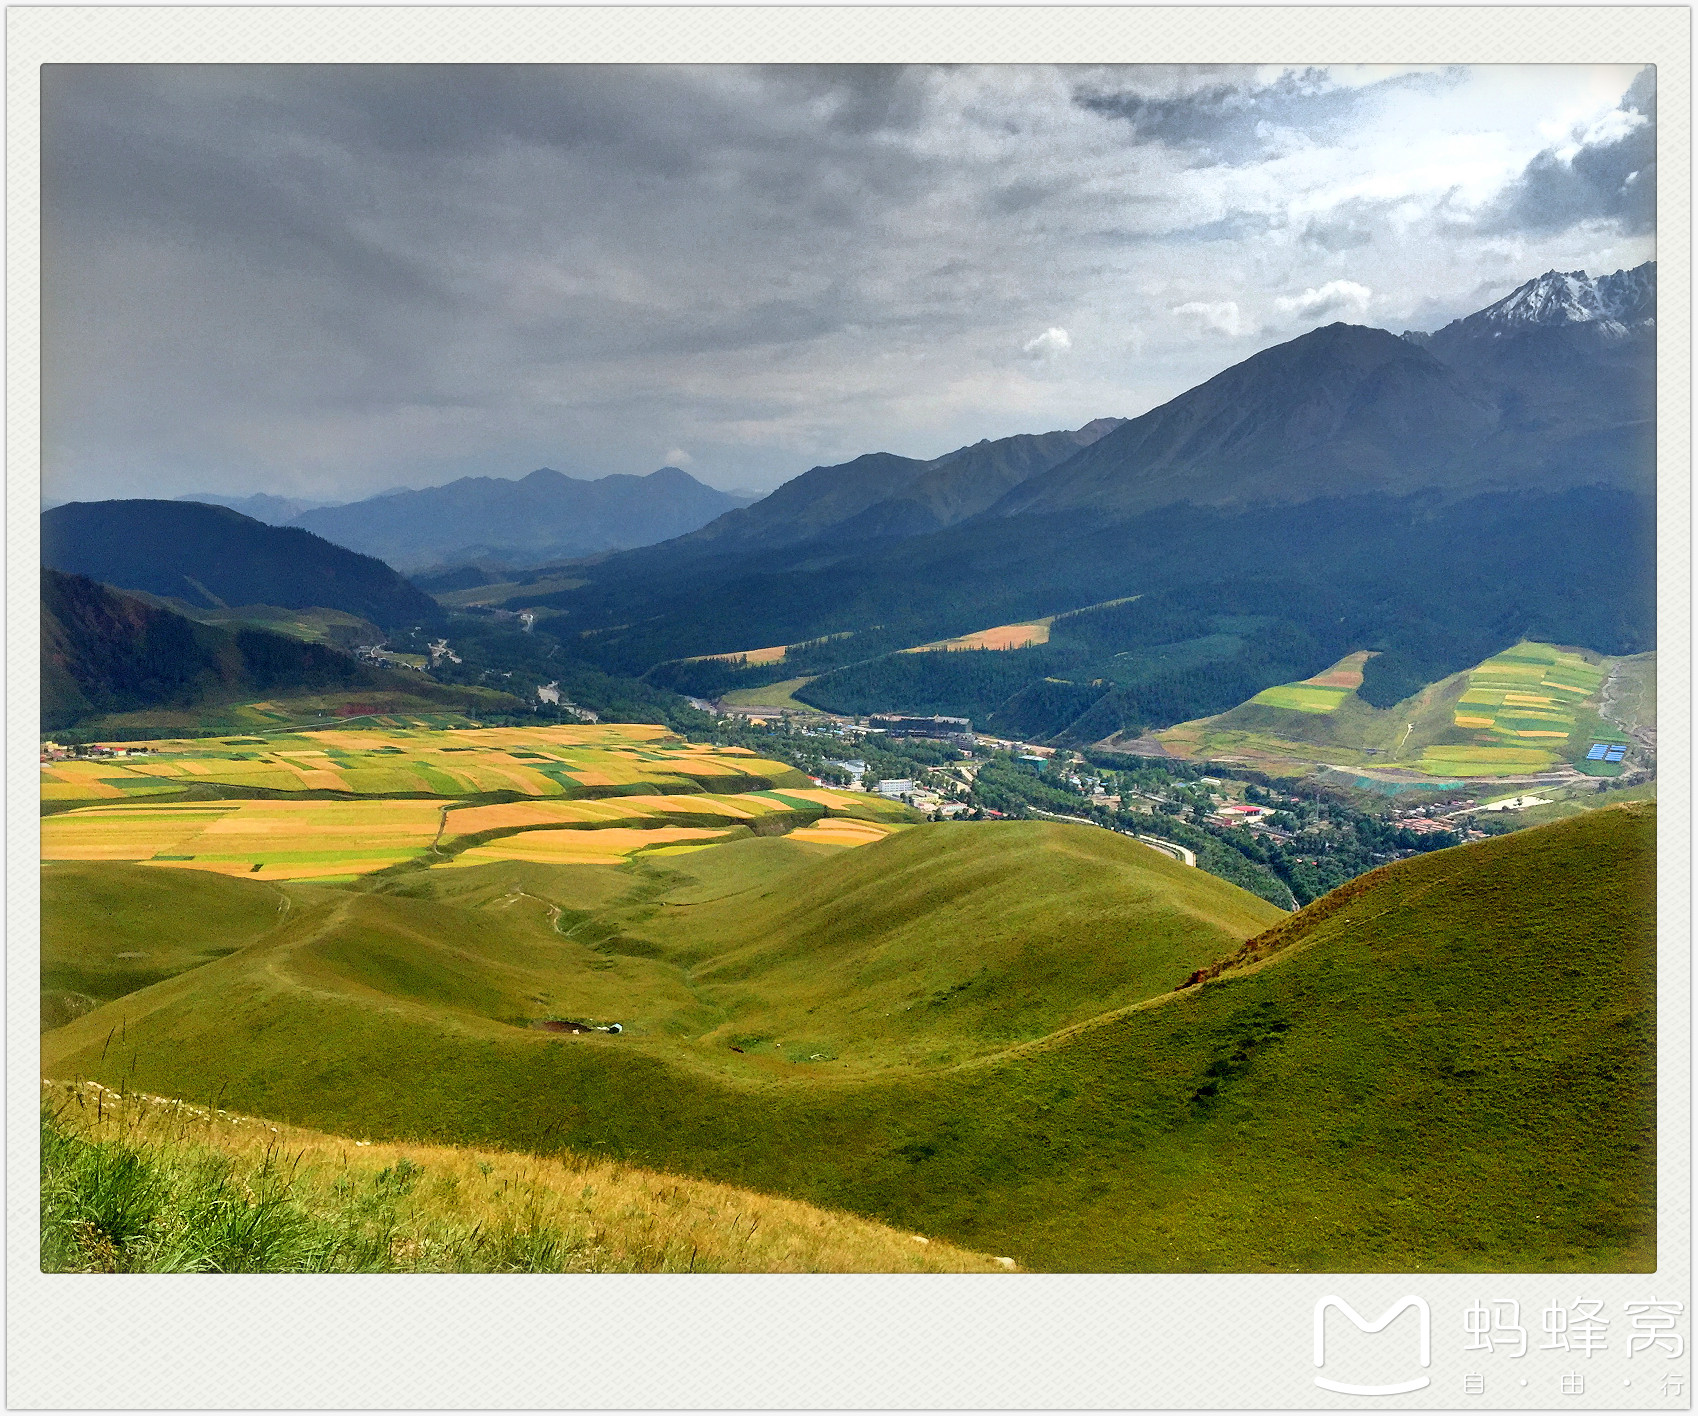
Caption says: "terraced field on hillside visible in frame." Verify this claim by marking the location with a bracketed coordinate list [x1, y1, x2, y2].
[1156, 642, 1647, 782]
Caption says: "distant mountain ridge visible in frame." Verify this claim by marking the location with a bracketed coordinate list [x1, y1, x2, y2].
[608, 264, 1651, 565]
[672, 418, 1127, 554]
[176, 492, 338, 525]
[42, 500, 443, 633]
[996, 265, 1654, 521]
[290, 466, 753, 572]
[991, 325, 1506, 519]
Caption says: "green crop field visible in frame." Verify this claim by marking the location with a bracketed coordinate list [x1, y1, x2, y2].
[53, 690, 518, 740]
[717, 677, 821, 710]
[1160, 642, 1648, 783]
[1245, 650, 1374, 715]
[42, 806, 1654, 1271]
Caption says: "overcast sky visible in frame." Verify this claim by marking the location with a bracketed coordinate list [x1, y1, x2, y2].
[43, 63, 1655, 504]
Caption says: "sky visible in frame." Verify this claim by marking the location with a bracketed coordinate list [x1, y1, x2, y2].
[42, 63, 1656, 504]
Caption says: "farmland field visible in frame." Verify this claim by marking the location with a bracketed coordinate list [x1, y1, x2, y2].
[903, 620, 1052, 653]
[1156, 642, 1643, 782]
[718, 677, 820, 709]
[41, 724, 912, 881]
[688, 642, 792, 667]
[1245, 651, 1373, 714]
[42, 724, 803, 805]
[1452, 644, 1603, 741]
[41, 800, 447, 880]
[50, 689, 522, 740]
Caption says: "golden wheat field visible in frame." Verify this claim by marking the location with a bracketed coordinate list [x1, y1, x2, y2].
[41, 726, 910, 879]
[40, 724, 792, 804]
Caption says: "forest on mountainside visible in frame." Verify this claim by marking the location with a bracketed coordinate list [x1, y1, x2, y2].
[576, 487, 1652, 742]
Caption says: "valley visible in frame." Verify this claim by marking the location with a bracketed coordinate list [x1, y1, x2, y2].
[39, 260, 1662, 1277]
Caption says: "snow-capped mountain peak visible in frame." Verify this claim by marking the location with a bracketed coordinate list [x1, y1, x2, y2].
[1426, 262, 1657, 342]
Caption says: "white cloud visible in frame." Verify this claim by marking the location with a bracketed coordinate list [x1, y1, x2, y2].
[1274, 279, 1373, 319]
[1172, 300, 1259, 338]
[1020, 326, 1072, 360]
[663, 447, 693, 467]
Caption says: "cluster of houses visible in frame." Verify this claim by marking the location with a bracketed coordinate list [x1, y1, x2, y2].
[1389, 815, 1457, 835]
[1210, 802, 1276, 829]
[41, 742, 150, 761]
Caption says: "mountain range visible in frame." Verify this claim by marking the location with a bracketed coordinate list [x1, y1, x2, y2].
[41, 499, 444, 633]
[672, 418, 1126, 553]
[518, 263, 1655, 738]
[43, 263, 1656, 748]
[287, 466, 754, 572]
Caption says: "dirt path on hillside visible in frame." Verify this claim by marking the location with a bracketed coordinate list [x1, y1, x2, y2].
[1599, 662, 1656, 751]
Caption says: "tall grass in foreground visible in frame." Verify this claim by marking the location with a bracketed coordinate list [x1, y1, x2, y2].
[41, 1082, 1006, 1274]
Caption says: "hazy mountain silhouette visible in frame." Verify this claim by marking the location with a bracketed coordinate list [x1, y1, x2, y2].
[42, 500, 442, 632]
[290, 466, 752, 571]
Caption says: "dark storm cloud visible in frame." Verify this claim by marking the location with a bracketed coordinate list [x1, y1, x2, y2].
[39, 64, 1657, 504]
[1483, 67, 1656, 235]
[1075, 67, 1463, 165]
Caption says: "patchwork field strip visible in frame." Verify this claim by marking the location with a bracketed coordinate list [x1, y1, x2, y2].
[1421, 642, 1609, 775]
[40, 800, 446, 880]
[903, 621, 1052, 654]
[436, 826, 745, 868]
[42, 725, 793, 804]
[42, 726, 906, 879]
[1247, 651, 1375, 715]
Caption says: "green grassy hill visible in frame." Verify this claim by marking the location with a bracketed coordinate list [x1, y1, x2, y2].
[43, 807, 1654, 1271]
[40, 863, 291, 1029]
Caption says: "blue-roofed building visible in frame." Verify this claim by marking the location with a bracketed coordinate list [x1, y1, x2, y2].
[1587, 743, 1609, 760]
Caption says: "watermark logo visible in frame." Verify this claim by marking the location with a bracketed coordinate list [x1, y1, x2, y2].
[1313, 1295, 1431, 1396]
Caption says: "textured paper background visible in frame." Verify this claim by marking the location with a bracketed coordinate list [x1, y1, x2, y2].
[7, 8, 1688, 1409]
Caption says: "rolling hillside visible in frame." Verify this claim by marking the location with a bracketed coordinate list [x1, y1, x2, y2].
[42, 571, 513, 736]
[42, 806, 1654, 1270]
[42, 500, 442, 632]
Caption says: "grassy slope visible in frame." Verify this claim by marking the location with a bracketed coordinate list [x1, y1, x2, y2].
[43, 808, 1654, 1272]
[60, 689, 519, 739]
[43, 1082, 1004, 1273]
[40, 864, 292, 1029]
[718, 677, 819, 709]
